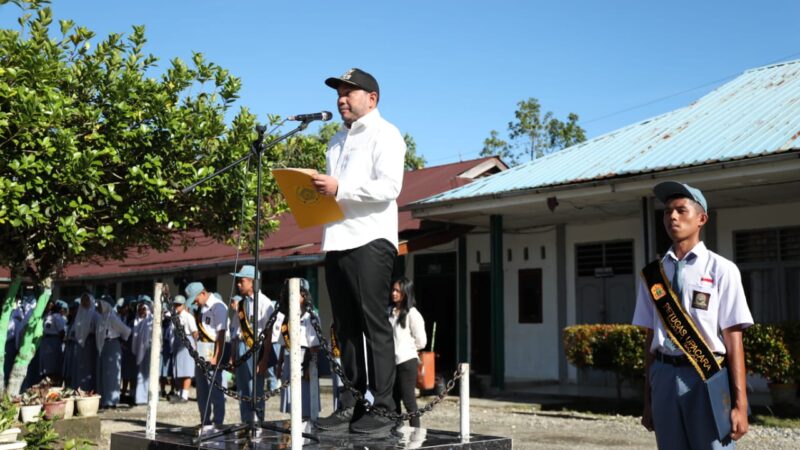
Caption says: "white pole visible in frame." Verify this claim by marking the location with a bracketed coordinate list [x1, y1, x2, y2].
[145, 282, 164, 440]
[289, 278, 302, 449]
[459, 362, 470, 442]
[309, 352, 319, 421]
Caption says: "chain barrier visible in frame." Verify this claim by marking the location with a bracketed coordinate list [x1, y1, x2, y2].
[160, 288, 287, 406]
[307, 306, 463, 421]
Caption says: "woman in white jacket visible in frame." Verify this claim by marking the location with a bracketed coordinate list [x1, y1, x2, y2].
[388, 276, 427, 427]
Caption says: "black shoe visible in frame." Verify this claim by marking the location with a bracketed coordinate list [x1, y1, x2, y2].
[314, 407, 354, 431]
[349, 411, 394, 434]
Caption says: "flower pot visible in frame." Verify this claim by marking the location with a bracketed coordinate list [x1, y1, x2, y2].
[0, 428, 21, 444]
[19, 404, 42, 423]
[768, 382, 798, 406]
[75, 396, 100, 417]
[43, 400, 66, 420]
[63, 397, 74, 419]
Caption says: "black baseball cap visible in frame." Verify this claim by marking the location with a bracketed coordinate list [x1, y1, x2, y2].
[325, 68, 380, 97]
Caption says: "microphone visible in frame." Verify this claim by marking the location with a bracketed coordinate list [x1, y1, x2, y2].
[287, 111, 333, 122]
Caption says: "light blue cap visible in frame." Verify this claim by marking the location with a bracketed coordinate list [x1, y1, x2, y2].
[654, 181, 708, 212]
[230, 265, 256, 279]
[185, 282, 205, 304]
[138, 294, 152, 303]
[55, 300, 69, 310]
[173, 295, 187, 305]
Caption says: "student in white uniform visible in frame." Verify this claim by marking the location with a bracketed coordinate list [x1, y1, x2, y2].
[132, 298, 153, 405]
[39, 300, 68, 384]
[186, 281, 228, 426]
[277, 278, 320, 420]
[69, 293, 100, 391]
[389, 276, 427, 428]
[229, 265, 278, 424]
[96, 294, 132, 409]
[170, 295, 197, 403]
[633, 181, 753, 449]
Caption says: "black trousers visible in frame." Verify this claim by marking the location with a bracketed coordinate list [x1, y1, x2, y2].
[393, 358, 420, 426]
[325, 238, 397, 412]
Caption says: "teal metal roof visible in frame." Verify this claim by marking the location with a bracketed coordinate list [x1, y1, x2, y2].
[418, 60, 800, 205]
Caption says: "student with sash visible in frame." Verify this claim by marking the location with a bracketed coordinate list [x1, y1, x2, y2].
[633, 181, 753, 449]
[95, 294, 132, 409]
[277, 278, 320, 420]
[229, 265, 278, 424]
[186, 281, 228, 426]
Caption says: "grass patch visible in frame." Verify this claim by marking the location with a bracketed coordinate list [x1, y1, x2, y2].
[751, 414, 800, 428]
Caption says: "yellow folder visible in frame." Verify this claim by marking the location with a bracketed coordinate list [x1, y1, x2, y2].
[271, 168, 344, 228]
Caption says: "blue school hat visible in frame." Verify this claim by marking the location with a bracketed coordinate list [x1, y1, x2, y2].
[654, 181, 708, 212]
[185, 282, 205, 304]
[230, 265, 256, 279]
[173, 295, 187, 305]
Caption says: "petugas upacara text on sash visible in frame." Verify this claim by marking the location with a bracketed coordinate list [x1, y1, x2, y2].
[641, 260, 733, 441]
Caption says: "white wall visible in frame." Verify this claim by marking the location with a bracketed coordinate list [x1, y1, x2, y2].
[715, 201, 800, 259]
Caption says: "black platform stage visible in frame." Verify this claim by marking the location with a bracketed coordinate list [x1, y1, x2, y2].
[110, 421, 511, 449]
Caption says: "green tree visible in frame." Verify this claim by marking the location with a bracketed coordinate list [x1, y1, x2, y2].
[482, 97, 586, 165]
[403, 133, 425, 170]
[0, 2, 291, 393]
[480, 129, 516, 166]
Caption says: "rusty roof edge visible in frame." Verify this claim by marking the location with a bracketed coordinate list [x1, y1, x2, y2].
[404, 150, 800, 212]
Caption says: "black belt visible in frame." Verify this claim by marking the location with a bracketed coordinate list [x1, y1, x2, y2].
[655, 351, 726, 367]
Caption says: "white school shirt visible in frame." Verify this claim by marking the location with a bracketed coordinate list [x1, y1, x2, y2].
[632, 241, 754, 356]
[177, 309, 198, 344]
[389, 307, 427, 365]
[228, 291, 276, 342]
[199, 293, 228, 342]
[321, 108, 406, 252]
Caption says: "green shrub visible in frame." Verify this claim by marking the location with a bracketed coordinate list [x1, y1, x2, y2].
[743, 323, 794, 384]
[564, 324, 647, 401]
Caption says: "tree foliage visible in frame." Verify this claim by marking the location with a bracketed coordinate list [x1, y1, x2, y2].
[481, 97, 586, 165]
[0, 3, 291, 286]
[402, 133, 425, 170]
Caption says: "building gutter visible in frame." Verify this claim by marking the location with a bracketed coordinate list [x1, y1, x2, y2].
[406, 152, 800, 216]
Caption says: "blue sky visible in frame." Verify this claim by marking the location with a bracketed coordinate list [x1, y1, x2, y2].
[3, 0, 799, 166]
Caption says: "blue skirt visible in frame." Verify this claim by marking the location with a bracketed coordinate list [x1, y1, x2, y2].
[38, 334, 64, 378]
[172, 343, 195, 379]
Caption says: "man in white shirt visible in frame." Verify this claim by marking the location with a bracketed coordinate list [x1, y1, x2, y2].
[632, 181, 753, 449]
[312, 68, 406, 434]
[186, 281, 228, 426]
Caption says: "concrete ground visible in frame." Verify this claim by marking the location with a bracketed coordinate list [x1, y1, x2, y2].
[88, 385, 800, 449]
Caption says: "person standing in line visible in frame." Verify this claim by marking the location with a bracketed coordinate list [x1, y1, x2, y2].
[95, 294, 132, 409]
[312, 67, 406, 434]
[68, 293, 100, 391]
[186, 281, 228, 426]
[277, 278, 320, 420]
[633, 181, 753, 449]
[4, 298, 23, 387]
[38, 300, 68, 385]
[170, 295, 197, 403]
[389, 277, 427, 428]
[61, 298, 80, 389]
[119, 297, 138, 404]
[229, 265, 278, 424]
[131, 298, 153, 406]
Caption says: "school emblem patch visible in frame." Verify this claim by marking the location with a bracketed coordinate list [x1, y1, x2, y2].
[651, 283, 666, 301]
[205, 317, 211, 325]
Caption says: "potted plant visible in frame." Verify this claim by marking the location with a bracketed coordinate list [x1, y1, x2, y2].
[16, 390, 42, 424]
[74, 389, 100, 417]
[0, 394, 21, 444]
[743, 323, 796, 406]
[42, 391, 66, 421]
[61, 388, 77, 419]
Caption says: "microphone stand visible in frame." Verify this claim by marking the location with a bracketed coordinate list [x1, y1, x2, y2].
[182, 120, 312, 446]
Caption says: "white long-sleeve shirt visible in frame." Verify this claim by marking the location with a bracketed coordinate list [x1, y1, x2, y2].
[322, 108, 406, 252]
[389, 306, 427, 365]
